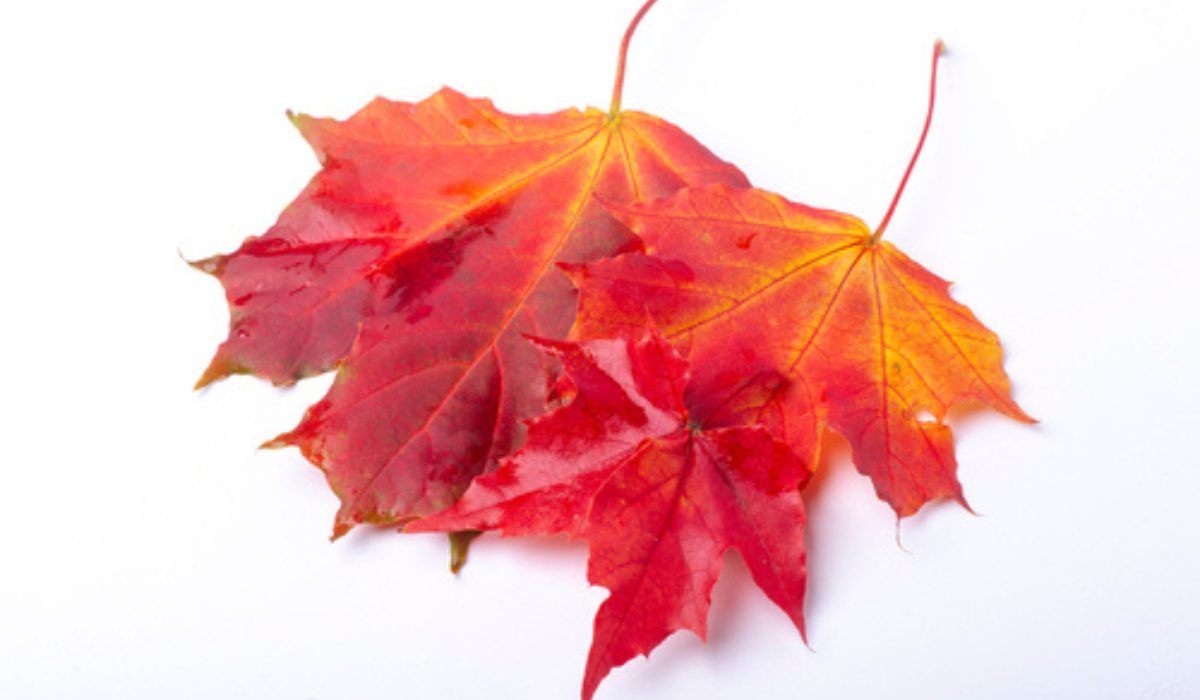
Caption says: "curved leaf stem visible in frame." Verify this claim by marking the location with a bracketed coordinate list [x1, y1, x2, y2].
[609, 0, 662, 118]
[872, 39, 946, 244]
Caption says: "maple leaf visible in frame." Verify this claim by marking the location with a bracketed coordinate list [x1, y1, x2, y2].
[408, 333, 810, 700]
[570, 42, 1034, 517]
[193, 0, 747, 537]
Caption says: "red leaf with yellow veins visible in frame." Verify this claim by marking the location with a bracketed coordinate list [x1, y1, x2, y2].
[409, 334, 809, 699]
[194, 0, 747, 534]
[571, 42, 1033, 517]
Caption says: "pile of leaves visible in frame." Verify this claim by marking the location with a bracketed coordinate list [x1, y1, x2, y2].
[193, 1, 1031, 696]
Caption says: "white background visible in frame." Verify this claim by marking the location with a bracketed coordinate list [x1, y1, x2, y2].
[3, 0, 1198, 698]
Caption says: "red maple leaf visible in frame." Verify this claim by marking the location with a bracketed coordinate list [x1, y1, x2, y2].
[409, 333, 809, 699]
[569, 42, 1034, 517]
[193, 0, 747, 537]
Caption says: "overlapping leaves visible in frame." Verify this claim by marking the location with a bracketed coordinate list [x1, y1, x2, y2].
[196, 83, 746, 537]
[411, 335, 808, 698]
[569, 183, 1033, 516]
[194, 3, 1029, 698]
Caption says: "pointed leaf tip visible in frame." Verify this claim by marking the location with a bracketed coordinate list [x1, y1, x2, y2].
[186, 253, 225, 277]
[330, 519, 352, 542]
[448, 530, 482, 574]
[259, 431, 296, 450]
[193, 357, 230, 390]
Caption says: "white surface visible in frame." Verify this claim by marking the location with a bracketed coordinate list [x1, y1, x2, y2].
[3, 0, 1199, 698]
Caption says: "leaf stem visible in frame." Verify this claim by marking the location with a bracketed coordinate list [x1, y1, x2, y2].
[609, 0, 662, 118]
[871, 39, 945, 244]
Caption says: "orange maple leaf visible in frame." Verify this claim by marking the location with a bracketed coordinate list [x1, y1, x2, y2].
[571, 42, 1034, 517]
